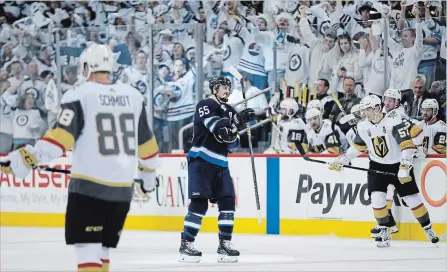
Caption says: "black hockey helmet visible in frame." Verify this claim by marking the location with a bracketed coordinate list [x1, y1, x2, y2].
[209, 76, 232, 94]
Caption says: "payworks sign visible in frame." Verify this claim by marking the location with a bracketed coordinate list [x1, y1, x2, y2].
[0, 155, 445, 241]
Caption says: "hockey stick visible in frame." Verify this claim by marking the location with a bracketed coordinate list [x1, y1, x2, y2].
[228, 66, 262, 225]
[294, 143, 397, 176]
[0, 160, 70, 174]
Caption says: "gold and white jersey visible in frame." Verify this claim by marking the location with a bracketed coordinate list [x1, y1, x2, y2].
[35, 81, 159, 202]
[271, 115, 307, 154]
[352, 114, 419, 164]
[306, 119, 348, 154]
[418, 119, 446, 154]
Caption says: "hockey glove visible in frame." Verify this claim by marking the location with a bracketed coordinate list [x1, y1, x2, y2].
[398, 160, 413, 184]
[3, 146, 39, 179]
[328, 155, 350, 172]
[233, 108, 255, 129]
[217, 126, 238, 143]
[0, 160, 13, 175]
[136, 163, 159, 194]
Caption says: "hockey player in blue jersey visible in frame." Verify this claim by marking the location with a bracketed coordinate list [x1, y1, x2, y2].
[179, 76, 255, 263]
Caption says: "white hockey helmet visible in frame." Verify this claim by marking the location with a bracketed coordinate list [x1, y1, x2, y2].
[383, 88, 401, 100]
[351, 103, 361, 114]
[280, 98, 299, 117]
[79, 43, 114, 80]
[421, 99, 439, 111]
[359, 95, 381, 110]
[305, 107, 322, 120]
[307, 99, 323, 111]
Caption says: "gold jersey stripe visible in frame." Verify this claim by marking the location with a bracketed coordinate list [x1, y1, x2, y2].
[138, 137, 159, 160]
[353, 143, 367, 152]
[432, 144, 446, 154]
[399, 139, 416, 150]
[327, 147, 340, 154]
[71, 173, 133, 187]
[43, 128, 75, 152]
[410, 124, 423, 138]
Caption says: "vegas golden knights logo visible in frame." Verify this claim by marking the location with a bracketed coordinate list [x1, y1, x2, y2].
[372, 136, 389, 158]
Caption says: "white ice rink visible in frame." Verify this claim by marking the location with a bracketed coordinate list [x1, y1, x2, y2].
[0, 227, 446, 271]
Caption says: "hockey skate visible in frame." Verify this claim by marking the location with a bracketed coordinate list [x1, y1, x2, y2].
[370, 224, 398, 238]
[217, 239, 240, 263]
[423, 224, 440, 245]
[375, 226, 392, 248]
[179, 239, 202, 263]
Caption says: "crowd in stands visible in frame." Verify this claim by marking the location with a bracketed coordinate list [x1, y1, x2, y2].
[0, 0, 445, 154]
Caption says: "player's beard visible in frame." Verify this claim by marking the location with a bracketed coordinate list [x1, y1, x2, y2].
[217, 93, 229, 103]
[422, 113, 433, 122]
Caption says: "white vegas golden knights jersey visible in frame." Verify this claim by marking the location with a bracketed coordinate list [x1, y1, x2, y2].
[417, 119, 446, 154]
[352, 114, 420, 164]
[271, 116, 307, 153]
[306, 119, 348, 154]
[36, 81, 159, 202]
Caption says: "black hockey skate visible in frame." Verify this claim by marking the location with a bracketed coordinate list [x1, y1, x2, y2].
[375, 226, 392, 248]
[217, 239, 240, 263]
[371, 225, 398, 238]
[423, 224, 440, 245]
[179, 239, 202, 263]
[371, 213, 398, 238]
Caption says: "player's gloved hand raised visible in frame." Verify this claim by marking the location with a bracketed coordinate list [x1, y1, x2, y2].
[1, 147, 39, 179]
[328, 155, 350, 172]
[217, 126, 238, 143]
[398, 160, 413, 184]
[233, 108, 255, 129]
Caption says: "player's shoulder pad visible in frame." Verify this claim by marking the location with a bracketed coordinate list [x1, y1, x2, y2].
[436, 120, 446, 126]
[322, 119, 332, 128]
[60, 88, 81, 104]
[198, 97, 220, 110]
[356, 120, 369, 131]
[291, 117, 306, 127]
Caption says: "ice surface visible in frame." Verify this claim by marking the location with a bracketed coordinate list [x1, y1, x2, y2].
[0, 227, 446, 271]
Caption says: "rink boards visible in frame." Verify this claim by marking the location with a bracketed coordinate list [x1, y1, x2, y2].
[0, 154, 446, 241]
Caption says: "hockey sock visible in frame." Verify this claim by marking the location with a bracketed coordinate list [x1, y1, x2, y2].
[182, 198, 208, 242]
[100, 247, 109, 272]
[217, 196, 236, 240]
[405, 194, 431, 228]
[371, 192, 390, 226]
[75, 243, 103, 272]
[218, 211, 235, 240]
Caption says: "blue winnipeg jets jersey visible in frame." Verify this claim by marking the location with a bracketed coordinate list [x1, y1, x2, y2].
[187, 97, 239, 167]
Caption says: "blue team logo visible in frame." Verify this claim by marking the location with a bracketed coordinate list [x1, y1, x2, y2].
[135, 80, 147, 94]
[289, 54, 302, 71]
[169, 84, 183, 103]
[16, 115, 29, 126]
[248, 43, 260, 56]
[25, 87, 39, 100]
[223, 45, 231, 61]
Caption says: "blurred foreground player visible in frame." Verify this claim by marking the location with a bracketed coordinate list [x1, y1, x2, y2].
[328, 95, 439, 248]
[0, 43, 160, 272]
[179, 76, 255, 263]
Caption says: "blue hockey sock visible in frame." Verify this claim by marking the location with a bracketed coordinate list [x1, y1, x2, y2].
[218, 211, 234, 241]
[182, 212, 204, 242]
